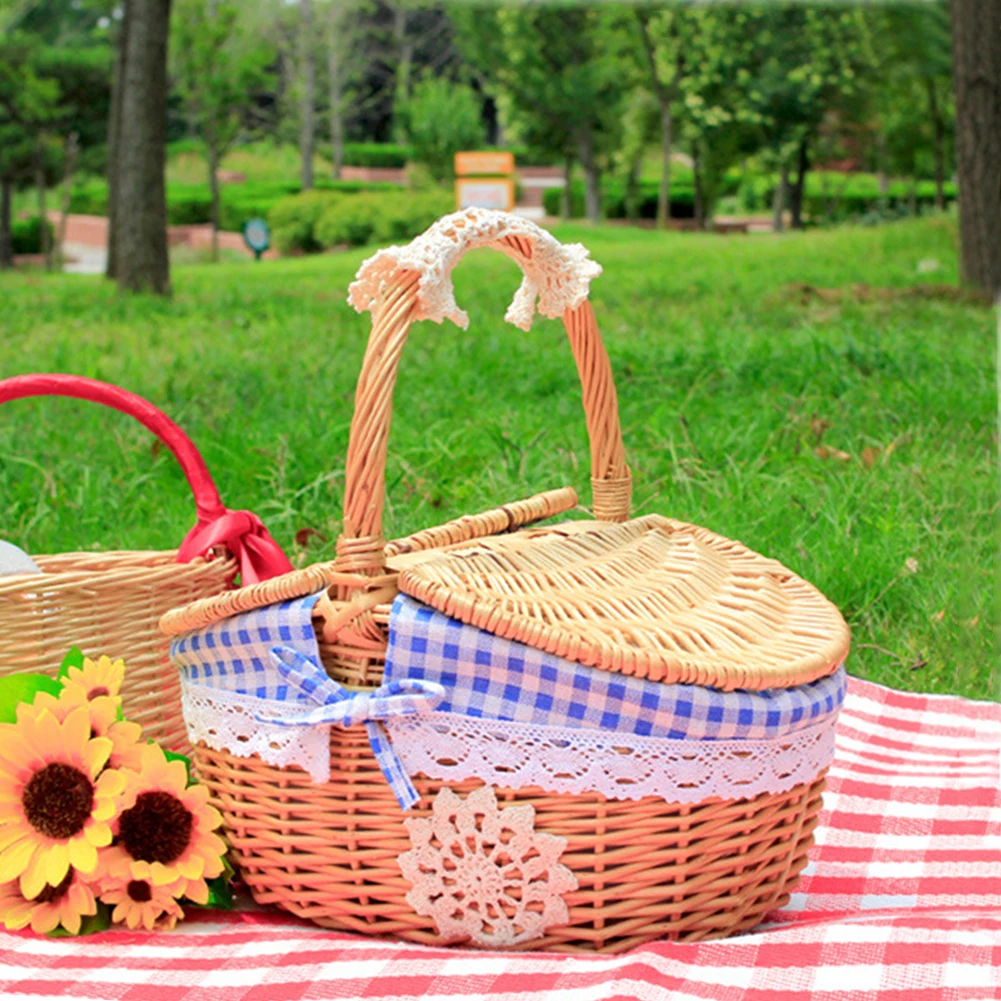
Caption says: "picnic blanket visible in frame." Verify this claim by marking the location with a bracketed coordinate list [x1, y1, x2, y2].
[0, 677, 997, 1001]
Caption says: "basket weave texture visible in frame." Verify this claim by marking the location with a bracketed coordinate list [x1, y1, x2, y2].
[162, 209, 848, 951]
[2, 551, 234, 751]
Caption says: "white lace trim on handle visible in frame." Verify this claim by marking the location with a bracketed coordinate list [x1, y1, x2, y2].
[386, 711, 837, 804]
[347, 208, 602, 332]
[180, 678, 333, 784]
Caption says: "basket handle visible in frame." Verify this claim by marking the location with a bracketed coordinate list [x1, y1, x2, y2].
[0, 374, 293, 585]
[338, 209, 631, 576]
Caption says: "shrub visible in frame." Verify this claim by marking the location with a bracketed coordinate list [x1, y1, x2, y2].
[315, 188, 454, 249]
[543, 179, 695, 220]
[11, 217, 54, 254]
[400, 77, 486, 182]
[342, 143, 411, 169]
[268, 190, 340, 254]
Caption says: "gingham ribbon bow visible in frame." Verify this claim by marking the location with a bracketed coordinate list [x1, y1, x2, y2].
[254, 646, 445, 811]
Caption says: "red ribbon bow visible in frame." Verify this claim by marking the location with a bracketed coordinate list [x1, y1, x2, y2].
[179, 510, 294, 586]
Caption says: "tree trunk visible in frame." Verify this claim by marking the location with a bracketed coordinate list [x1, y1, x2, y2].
[772, 162, 788, 233]
[0, 180, 12, 270]
[561, 156, 573, 220]
[328, 11, 344, 181]
[116, 0, 172, 296]
[577, 129, 600, 224]
[57, 132, 80, 265]
[299, 0, 315, 190]
[106, 3, 129, 280]
[35, 143, 51, 270]
[950, 0, 1000, 298]
[391, 1, 413, 138]
[789, 139, 809, 230]
[657, 104, 672, 229]
[926, 77, 947, 211]
[693, 142, 704, 229]
[207, 140, 220, 263]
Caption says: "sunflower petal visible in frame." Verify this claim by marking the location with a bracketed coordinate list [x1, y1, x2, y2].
[43, 843, 69, 887]
[84, 822, 112, 847]
[0, 838, 37, 883]
[82, 736, 113, 779]
[68, 837, 98, 874]
[19, 850, 49, 900]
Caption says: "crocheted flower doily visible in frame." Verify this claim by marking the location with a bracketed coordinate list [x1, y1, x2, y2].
[398, 785, 578, 947]
[347, 208, 602, 332]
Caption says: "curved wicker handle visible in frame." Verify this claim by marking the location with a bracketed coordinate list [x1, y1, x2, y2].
[0, 374, 292, 583]
[338, 210, 631, 576]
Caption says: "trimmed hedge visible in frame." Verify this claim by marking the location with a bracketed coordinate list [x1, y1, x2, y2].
[11, 217, 54, 255]
[544, 179, 696, 220]
[68, 177, 403, 233]
[342, 142, 411, 168]
[270, 188, 454, 254]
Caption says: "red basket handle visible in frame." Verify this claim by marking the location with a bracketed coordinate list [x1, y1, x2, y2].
[0, 374, 293, 585]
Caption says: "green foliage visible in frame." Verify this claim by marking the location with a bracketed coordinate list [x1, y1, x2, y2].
[314, 189, 454, 248]
[267, 190, 339, 254]
[47, 904, 111, 937]
[164, 747, 193, 783]
[0, 673, 61, 723]
[544, 179, 696, 220]
[399, 77, 486, 183]
[342, 143, 412, 169]
[0, 217, 993, 700]
[57, 645, 84, 680]
[11, 215, 54, 253]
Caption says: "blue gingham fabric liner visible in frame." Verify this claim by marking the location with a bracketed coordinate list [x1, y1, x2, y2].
[384, 594, 847, 741]
[169, 593, 443, 810]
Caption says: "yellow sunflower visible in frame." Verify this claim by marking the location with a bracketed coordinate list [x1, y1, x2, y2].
[0, 868, 98, 935]
[98, 871, 185, 931]
[109, 743, 225, 891]
[0, 704, 125, 898]
[61, 655, 125, 703]
[23, 691, 144, 773]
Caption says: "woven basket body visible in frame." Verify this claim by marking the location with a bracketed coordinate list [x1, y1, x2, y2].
[1, 550, 234, 751]
[162, 210, 848, 951]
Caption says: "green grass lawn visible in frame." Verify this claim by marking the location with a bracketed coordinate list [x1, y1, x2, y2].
[0, 215, 995, 700]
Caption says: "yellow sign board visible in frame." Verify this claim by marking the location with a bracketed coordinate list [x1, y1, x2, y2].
[455, 151, 515, 177]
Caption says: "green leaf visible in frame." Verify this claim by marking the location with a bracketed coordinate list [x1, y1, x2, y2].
[57, 646, 85, 681]
[188, 874, 234, 911]
[47, 903, 112, 937]
[0, 673, 61, 724]
[163, 747, 192, 783]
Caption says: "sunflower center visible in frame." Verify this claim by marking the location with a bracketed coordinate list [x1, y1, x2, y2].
[119, 790, 193, 864]
[33, 869, 74, 905]
[22, 762, 94, 840]
[127, 880, 152, 903]
[88, 687, 110, 701]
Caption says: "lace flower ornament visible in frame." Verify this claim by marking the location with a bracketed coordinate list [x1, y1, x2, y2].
[398, 785, 577, 947]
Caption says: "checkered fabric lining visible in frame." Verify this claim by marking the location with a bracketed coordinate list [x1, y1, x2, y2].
[385, 594, 846, 740]
[169, 592, 324, 701]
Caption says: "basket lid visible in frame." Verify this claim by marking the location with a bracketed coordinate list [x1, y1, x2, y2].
[396, 515, 850, 692]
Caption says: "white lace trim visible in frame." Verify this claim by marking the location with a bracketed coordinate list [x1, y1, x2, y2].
[386, 711, 837, 804]
[347, 208, 602, 332]
[180, 679, 333, 784]
[182, 677, 837, 803]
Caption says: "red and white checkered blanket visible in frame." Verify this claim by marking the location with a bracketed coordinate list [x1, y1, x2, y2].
[1, 678, 998, 1001]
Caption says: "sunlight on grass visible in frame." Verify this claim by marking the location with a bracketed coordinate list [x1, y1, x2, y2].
[0, 215, 995, 699]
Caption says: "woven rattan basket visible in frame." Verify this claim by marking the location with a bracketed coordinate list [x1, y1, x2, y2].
[0, 374, 291, 752]
[161, 210, 850, 951]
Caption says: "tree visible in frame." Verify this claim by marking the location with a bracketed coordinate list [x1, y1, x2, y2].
[399, 75, 484, 182]
[325, 0, 362, 179]
[0, 34, 59, 269]
[634, 8, 687, 229]
[298, 0, 315, 189]
[483, 5, 625, 224]
[950, 0, 1000, 299]
[110, 0, 172, 295]
[172, 0, 273, 260]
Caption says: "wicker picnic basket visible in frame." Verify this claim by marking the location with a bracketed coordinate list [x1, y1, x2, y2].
[160, 209, 851, 952]
[0, 374, 291, 752]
